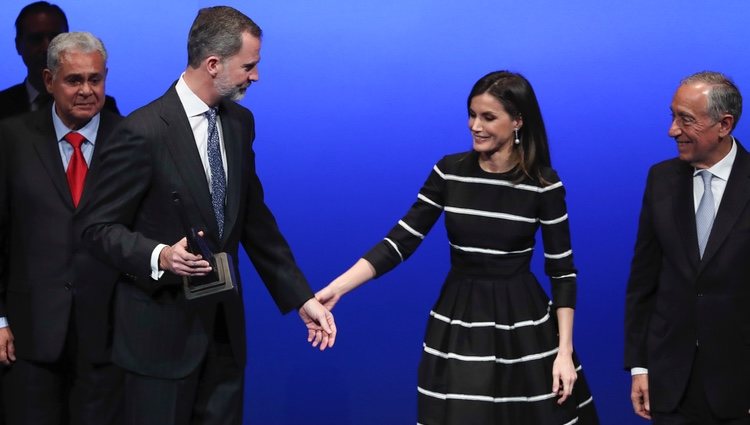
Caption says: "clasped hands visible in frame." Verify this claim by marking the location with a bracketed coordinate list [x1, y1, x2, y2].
[159, 235, 338, 351]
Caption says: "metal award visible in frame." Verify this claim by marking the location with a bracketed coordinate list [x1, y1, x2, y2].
[171, 192, 236, 300]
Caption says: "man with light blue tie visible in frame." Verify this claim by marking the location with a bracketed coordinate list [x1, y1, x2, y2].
[625, 71, 750, 424]
[0, 31, 122, 425]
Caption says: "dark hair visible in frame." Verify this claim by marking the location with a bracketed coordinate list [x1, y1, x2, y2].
[15, 1, 68, 39]
[468, 70, 552, 185]
[187, 6, 262, 68]
[681, 71, 743, 131]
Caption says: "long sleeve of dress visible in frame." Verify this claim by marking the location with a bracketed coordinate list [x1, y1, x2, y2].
[363, 160, 447, 277]
[538, 168, 578, 308]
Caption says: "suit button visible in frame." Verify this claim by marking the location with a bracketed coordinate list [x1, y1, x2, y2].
[64, 282, 72, 290]
[697, 293, 703, 297]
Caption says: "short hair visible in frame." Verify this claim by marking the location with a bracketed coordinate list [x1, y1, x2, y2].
[467, 70, 552, 185]
[47, 32, 107, 77]
[681, 71, 743, 130]
[186, 6, 262, 68]
[15, 1, 68, 39]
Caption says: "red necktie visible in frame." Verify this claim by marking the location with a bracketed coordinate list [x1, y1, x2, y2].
[64, 132, 88, 207]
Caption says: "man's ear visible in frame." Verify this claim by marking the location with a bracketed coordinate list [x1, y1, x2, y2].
[42, 68, 54, 94]
[718, 114, 735, 137]
[205, 56, 221, 78]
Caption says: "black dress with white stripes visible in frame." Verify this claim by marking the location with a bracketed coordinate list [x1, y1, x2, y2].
[363, 151, 599, 425]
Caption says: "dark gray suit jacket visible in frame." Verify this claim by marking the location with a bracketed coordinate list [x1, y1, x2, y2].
[0, 106, 122, 363]
[81, 84, 314, 379]
[624, 140, 750, 417]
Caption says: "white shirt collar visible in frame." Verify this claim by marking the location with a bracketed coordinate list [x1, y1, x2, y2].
[51, 102, 100, 145]
[175, 74, 212, 118]
[693, 136, 737, 181]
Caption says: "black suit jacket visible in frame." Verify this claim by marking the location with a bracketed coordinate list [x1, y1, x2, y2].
[624, 140, 750, 417]
[81, 85, 314, 379]
[0, 106, 122, 363]
[0, 82, 120, 121]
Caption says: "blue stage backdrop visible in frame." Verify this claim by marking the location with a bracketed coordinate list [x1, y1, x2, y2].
[2, 1, 749, 424]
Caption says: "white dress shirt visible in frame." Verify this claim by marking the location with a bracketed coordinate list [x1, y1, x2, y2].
[149, 75, 229, 279]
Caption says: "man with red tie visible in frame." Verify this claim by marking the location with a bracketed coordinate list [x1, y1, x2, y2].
[0, 31, 122, 425]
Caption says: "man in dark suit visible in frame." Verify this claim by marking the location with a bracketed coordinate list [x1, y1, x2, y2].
[81, 6, 336, 425]
[0, 32, 122, 425]
[0, 1, 119, 120]
[625, 71, 750, 424]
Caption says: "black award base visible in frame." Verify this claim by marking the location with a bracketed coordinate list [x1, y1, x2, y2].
[182, 252, 236, 300]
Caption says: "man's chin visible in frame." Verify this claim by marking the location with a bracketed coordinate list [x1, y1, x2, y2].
[229, 90, 246, 102]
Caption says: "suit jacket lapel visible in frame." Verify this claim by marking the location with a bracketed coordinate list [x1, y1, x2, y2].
[218, 100, 243, 246]
[77, 110, 119, 210]
[28, 107, 73, 208]
[672, 160, 701, 270]
[160, 86, 221, 240]
[699, 141, 750, 272]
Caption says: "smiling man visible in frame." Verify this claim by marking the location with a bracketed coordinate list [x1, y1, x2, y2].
[0, 32, 123, 425]
[80, 7, 336, 425]
[625, 71, 750, 424]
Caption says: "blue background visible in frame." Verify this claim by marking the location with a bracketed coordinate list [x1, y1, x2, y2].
[2, 1, 749, 424]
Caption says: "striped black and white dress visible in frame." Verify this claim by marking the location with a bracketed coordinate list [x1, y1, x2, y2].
[363, 151, 599, 425]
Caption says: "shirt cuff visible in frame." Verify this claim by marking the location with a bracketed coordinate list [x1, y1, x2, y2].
[0, 317, 8, 328]
[150, 244, 168, 280]
[631, 367, 648, 376]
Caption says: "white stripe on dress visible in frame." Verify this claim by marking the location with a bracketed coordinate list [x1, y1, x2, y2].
[540, 213, 568, 225]
[551, 273, 577, 279]
[433, 165, 564, 193]
[563, 417, 579, 425]
[423, 344, 559, 364]
[444, 206, 538, 223]
[384, 238, 403, 262]
[544, 249, 572, 259]
[578, 396, 593, 408]
[418, 386, 557, 403]
[398, 220, 425, 239]
[449, 243, 534, 256]
[429, 302, 552, 330]
[417, 193, 443, 209]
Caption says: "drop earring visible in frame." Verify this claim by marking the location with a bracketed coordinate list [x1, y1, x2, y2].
[514, 128, 520, 145]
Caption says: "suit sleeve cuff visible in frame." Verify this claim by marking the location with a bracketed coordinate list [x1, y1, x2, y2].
[631, 367, 648, 376]
[0, 317, 8, 328]
[150, 244, 168, 280]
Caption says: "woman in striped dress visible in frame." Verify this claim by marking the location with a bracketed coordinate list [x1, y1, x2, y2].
[316, 70, 599, 424]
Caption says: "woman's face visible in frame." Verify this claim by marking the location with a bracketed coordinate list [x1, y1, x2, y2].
[468, 93, 521, 156]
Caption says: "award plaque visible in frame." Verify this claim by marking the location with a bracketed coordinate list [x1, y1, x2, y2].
[172, 192, 236, 299]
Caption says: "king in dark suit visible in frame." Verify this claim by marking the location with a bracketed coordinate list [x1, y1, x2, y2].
[625, 71, 750, 424]
[0, 32, 122, 425]
[81, 7, 336, 425]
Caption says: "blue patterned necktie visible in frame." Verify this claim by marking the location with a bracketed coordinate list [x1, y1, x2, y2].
[695, 170, 715, 258]
[205, 107, 226, 238]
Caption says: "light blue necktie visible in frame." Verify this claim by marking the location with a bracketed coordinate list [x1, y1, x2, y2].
[205, 107, 226, 238]
[695, 170, 715, 258]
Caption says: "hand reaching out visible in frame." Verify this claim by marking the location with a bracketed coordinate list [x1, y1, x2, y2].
[298, 297, 337, 351]
[315, 285, 341, 311]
